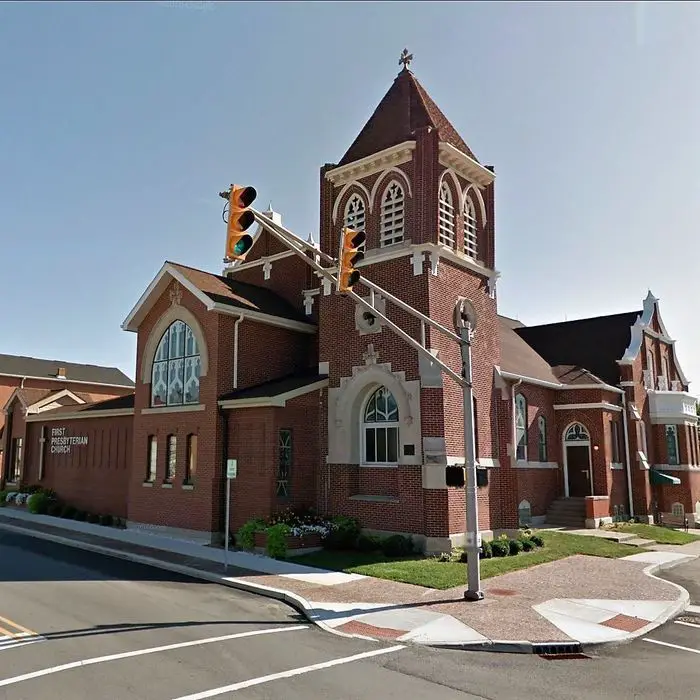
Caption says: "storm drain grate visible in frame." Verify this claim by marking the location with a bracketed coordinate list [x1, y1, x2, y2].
[533, 642, 589, 659]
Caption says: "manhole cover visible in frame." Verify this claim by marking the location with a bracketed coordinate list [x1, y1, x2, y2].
[488, 588, 518, 596]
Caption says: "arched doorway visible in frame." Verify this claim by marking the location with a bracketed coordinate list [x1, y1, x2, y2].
[563, 423, 592, 497]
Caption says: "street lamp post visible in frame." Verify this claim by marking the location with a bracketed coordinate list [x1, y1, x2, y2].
[456, 302, 483, 601]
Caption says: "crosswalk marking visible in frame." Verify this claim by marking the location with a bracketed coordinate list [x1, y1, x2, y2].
[0, 615, 43, 653]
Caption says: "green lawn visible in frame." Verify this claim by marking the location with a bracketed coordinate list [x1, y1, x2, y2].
[292, 531, 637, 590]
[607, 523, 700, 545]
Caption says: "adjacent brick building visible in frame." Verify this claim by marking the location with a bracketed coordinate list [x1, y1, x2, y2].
[4, 63, 698, 550]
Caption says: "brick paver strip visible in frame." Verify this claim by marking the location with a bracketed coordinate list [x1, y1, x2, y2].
[600, 614, 650, 633]
[336, 620, 407, 639]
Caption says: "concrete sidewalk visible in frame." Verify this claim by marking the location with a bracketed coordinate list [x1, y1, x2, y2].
[0, 508, 694, 653]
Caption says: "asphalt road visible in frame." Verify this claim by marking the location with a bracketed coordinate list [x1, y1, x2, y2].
[1, 529, 699, 700]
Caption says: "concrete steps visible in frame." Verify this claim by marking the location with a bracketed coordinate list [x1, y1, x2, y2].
[546, 498, 586, 528]
[622, 537, 656, 547]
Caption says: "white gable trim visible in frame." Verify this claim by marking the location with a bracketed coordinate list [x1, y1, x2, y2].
[498, 370, 624, 395]
[438, 142, 495, 188]
[554, 402, 622, 412]
[209, 303, 317, 334]
[325, 141, 416, 187]
[27, 389, 86, 414]
[26, 408, 134, 422]
[218, 378, 328, 409]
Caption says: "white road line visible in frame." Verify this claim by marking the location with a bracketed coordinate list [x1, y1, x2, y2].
[0, 625, 307, 688]
[171, 644, 406, 700]
[686, 605, 700, 615]
[0, 640, 42, 653]
[643, 638, 700, 654]
[675, 620, 700, 629]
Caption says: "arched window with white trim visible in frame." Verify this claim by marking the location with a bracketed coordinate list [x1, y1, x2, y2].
[463, 197, 478, 259]
[344, 194, 366, 235]
[379, 181, 405, 246]
[565, 423, 590, 442]
[151, 320, 201, 407]
[362, 386, 399, 465]
[438, 182, 455, 247]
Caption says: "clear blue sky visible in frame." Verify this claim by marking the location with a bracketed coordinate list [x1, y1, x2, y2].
[2, 2, 699, 387]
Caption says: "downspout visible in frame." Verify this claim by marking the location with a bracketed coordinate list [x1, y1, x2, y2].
[621, 391, 635, 518]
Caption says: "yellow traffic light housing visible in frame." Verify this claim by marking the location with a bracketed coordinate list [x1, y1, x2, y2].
[338, 227, 365, 293]
[221, 184, 257, 261]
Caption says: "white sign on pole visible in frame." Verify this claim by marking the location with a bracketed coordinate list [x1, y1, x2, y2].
[226, 458, 237, 479]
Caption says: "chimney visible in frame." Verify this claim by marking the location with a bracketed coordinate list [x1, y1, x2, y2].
[56, 367, 66, 379]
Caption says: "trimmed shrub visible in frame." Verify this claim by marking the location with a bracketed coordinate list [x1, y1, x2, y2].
[47, 502, 63, 517]
[508, 538, 524, 555]
[237, 518, 265, 551]
[323, 516, 360, 550]
[266, 523, 291, 559]
[100, 514, 114, 527]
[73, 510, 87, 522]
[530, 534, 545, 548]
[520, 538, 535, 552]
[490, 539, 510, 557]
[60, 505, 76, 519]
[380, 534, 414, 558]
[480, 541, 493, 559]
[87, 513, 100, 525]
[27, 492, 52, 515]
[356, 534, 381, 552]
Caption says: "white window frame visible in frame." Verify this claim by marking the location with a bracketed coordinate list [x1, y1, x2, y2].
[146, 436, 157, 483]
[463, 197, 478, 259]
[438, 182, 455, 247]
[344, 194, 366, 236]
[361, 386, 400, 466]
[515, 394, 527, 461]
[165, 434, 177, 482]
[379, 181, 405, 247]
[665, 424, 680, 466]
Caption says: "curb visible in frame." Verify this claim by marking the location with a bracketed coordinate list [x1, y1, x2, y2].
[0, 520, 692, 654]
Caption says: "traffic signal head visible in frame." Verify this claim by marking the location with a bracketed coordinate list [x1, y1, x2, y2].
[224, 184, 257, 261]
[338, 227, 365, 293]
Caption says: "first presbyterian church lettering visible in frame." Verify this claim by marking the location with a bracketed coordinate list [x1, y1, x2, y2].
[50, 427, 88, 454]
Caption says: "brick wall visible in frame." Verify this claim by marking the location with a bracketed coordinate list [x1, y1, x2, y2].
[22, 415, 132, 518]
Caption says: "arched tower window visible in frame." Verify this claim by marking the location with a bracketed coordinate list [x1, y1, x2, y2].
[515, 393, 527, 461]
[380, 181, 405, 247]
[151, 320, 201, 407]
[565, 423, 590, 442]
[438, 182, 455, 247]
[344, 194, 366, 235]
[362, 386, 399, 465]
[463, 197, 478, 259]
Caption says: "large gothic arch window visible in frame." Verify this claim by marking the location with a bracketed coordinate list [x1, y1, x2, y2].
[344, 194, 366, 235]
[362, 386, 399, 465]
[438, 182, 455, 247]
[379, 181, 405, 247]
[151, 320, 201, 407]
[463, 197, 478, 259]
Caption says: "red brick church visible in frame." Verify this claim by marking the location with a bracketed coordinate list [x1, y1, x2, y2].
[2, 61, 698, 550]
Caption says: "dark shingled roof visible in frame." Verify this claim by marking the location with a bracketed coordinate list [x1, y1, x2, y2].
[170, 263, 312, 325]
[498, 318, 560, 385]
[83, 394, 135, 412]
[220, 373, 327, 402]
[338, 68, 478, 166]
[0, 354, 133, 387]
[514, 311, 641, 386]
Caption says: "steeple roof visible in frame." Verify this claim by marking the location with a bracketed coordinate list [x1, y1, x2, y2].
[338, 67, 478, 166]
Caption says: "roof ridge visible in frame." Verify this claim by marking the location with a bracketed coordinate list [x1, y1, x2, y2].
[0, 352, 122, 372]
[517, 310, 641, 331]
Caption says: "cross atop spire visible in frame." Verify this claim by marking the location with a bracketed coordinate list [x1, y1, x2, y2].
[398, 48, 413, 71]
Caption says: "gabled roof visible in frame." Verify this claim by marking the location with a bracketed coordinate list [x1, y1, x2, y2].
[24, 393, 135, 421]
[122, 261, 316, 334]
[552, 365, 610, 387]
[0, 354, 133, 388]
[338, 68, 478, 166]
[497, 317, 560, 386]
[514, 311, 640, 387]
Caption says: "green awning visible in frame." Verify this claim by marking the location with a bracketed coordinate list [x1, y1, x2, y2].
[650, 469, 681, 486]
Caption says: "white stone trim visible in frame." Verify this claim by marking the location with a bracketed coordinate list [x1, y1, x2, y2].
[438, 142, 495, 188]
[462, 183, 487, 227]
[218, 379, 328, 409]
[24, 389, 87, 414]
[325, 141, 416, 187]
[141, 404, 206, 415]
[653, 464, 700, 471]
[514, 460, 559, 469]
[498, 369, 624, 395]
[210, 303, 317, 335]
[369, 167, 413, 208]
[25, 408, 134, 422]
[446, 456, 500, 468]
[554, 402, 622, 412]
[331, 181, 372, 224]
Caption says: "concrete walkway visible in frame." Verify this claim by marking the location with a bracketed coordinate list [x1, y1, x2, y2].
[0, 508, 694, 653]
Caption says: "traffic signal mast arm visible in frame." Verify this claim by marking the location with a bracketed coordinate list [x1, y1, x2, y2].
[250, 207, 468, 388]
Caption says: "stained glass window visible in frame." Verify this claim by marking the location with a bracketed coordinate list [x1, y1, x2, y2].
[151, 321, 201, 407]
